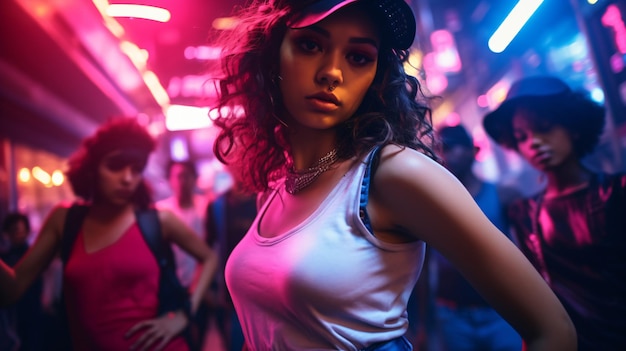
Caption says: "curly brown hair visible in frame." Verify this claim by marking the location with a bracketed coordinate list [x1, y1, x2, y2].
[65, 117, 156, 208]
[211, 0, 438, 193]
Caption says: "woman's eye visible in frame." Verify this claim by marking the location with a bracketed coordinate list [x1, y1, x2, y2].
[513, 133, 528, 143]
[105, 160, 125, 171]
[297, 38, 321, 53]
[348, 52, 375, 66]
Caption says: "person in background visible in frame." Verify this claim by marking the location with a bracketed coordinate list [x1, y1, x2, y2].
[0, 118, 218, 351]
[209, 0, 576, 350]
[39, 254, 68, 351]
[206, 178, 257, 351]
[156, 160, 211, 351]
[430, 124, 522, 351]
[0, 213, 44, 351]
[483, 75, 626, 350]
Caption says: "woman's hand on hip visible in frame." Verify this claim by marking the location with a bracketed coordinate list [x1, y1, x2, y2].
[126, 310, 188, 351]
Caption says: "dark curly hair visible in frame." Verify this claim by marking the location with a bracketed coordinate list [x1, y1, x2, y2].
[210, 0, 438, 193]
[65, 117, 156, 208]
[492, 92, 605, 158]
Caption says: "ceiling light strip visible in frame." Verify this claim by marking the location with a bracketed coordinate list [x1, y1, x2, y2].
[106, 4, 171, 23]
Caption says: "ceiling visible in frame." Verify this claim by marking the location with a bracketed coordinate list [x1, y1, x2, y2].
[0, 0, 583, 156]
[108, 0, 247, 106]
[0, 0, 244, 156]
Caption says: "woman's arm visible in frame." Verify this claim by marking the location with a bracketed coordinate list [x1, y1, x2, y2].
[0, 205, 66, 306]
[159, 209, 218, 315]
[369, 145, 576, 351]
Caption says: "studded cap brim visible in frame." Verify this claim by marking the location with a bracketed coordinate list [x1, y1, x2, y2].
[287, 0, 416, 50]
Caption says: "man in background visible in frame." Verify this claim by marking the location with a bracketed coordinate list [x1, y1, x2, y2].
[0, 213, 44, 351]
[429, 124, 522, 351]
[156, 160, 210, 351]
[206, 177, 257, 351]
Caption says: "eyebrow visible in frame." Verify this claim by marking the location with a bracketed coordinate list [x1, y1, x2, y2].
[301, 25, 379, 49]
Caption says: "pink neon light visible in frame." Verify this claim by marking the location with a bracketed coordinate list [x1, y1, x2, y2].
[430, 30, 462, 73]
[444, 112, 461, 126]
[426, 74, 448, 95]
[106, 4, 171, 23]
[486, 82, 510, 109]
[610, 52, 625, 73]
[477, 95, 489, 108]
[601, 5, 626, 54]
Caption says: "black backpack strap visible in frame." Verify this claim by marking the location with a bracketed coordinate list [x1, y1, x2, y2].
[135, 208, 171, 271]
[58, 203, 89, 351]
[61, 204, 90, 264]
[136, 208, 193, 347]
[135, 208, 191, 317]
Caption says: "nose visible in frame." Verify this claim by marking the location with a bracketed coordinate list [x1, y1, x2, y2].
[316, 52, 343, 90]
[121, 166, 134, 182]
[529, 132, 542, 146]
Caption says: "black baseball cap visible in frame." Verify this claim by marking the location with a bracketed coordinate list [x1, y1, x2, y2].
[286, 0, 416, 50]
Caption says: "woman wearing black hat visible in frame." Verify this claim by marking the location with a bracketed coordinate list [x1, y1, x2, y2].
[210, 1, 576, 350]
[483, 75, 626, 350]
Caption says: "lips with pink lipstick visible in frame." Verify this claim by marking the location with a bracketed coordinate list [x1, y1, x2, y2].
[305, 91, 340, 112]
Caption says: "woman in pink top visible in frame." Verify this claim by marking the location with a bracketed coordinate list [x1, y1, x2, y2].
[0, 118, 218, 351]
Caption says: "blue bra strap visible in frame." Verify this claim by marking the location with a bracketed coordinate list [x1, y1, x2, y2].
[359, 146, 382, 234]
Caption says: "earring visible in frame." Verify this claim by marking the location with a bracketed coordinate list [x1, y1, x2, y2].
[273, 114, 289, 128]
[328, 81, 337, 92]
[268, 93, 289, 128]
[271, 74, 283, 86]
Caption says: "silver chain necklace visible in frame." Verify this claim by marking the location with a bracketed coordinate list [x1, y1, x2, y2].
[285, 148, 338, 195]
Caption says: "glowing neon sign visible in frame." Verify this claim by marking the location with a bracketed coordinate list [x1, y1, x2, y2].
[601, 4, 626, 54]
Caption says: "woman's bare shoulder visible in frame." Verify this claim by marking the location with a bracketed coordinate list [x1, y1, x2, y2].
[48, 202, 75, 224]
[370, 144, 477, 233]
[36, 202, 77, 244]
[375, 144, 450, 187]
[156, 207, 191, 239]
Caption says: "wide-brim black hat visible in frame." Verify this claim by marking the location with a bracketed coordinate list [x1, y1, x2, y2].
[483, 76, 571, 145]
[286, 0, 416, 50]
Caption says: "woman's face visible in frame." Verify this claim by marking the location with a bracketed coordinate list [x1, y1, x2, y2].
[96, 150, 146, 206]
[512, 109, 576, 172]
[278, 4, 380, 131]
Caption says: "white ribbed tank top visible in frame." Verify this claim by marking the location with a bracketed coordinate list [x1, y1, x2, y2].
[225, 149, 426, 350]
